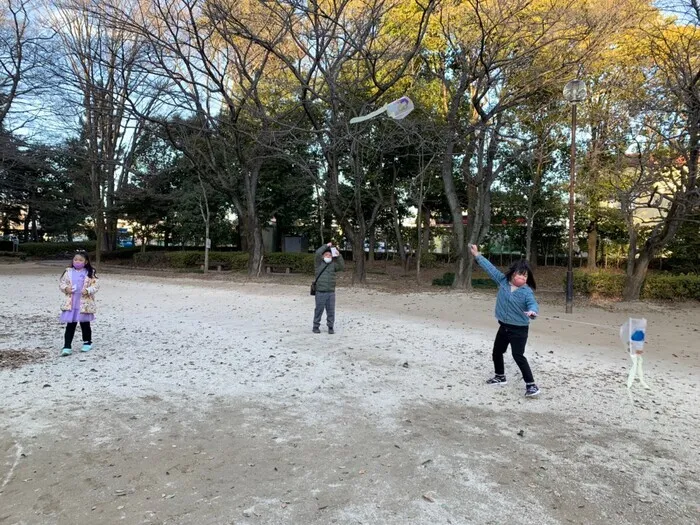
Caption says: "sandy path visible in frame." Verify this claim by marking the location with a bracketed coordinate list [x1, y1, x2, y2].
[0, 264, 699, 525]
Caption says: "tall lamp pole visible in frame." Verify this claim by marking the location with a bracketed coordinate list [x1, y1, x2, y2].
[563, 79, 586, 314]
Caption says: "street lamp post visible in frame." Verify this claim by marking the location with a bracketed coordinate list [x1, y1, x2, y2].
[563, 79, 586, 314]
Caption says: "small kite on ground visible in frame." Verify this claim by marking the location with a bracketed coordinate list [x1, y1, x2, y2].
[620, 318, 650, 389]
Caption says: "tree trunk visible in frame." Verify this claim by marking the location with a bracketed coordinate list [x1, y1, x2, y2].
[441, 144, 468, 289]
[587, 221, 597, 269]
[105, 217, 118, 253]
[420, 208, 431, 256]
[367, 227, 376, 268]
[23, 209, 30, 242]
[390, 191, 408, 272]
[203, 221, 210, 274]
[625, 226, 637, 277]
[622, 250, 650, 300]
[349, 231, 366, 284]
[94, 210, 104, 265]
[525, 217, 534, 264]
[245, 215, 263, 277]
[238, 222, 247, 251]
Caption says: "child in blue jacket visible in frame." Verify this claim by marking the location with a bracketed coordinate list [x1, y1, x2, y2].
[470, 244, 540, 397]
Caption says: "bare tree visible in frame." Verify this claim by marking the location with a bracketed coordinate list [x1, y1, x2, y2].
[215, 0, 437, 283]
[47, 0, 156, 262]
[92, 0, 304, 276]
[0, 0, 50, 131]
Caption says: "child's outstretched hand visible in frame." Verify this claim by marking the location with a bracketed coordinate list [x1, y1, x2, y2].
[469, 244, 479, 257]
[524, 311, 538, 319]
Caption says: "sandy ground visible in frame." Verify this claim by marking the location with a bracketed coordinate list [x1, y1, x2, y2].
[1, 262, 699, 525]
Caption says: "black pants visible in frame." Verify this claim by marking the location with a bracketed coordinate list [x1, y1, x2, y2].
[492, 322, 535, 384]
[64, 322, 92, 348]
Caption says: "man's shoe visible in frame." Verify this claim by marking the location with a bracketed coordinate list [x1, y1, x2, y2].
[312, 327, 321, 334]
[328, 328, 334, 334]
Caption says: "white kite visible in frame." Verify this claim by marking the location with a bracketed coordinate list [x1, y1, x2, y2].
[349, 96, 414, 124]
[620, 318, 650, 389]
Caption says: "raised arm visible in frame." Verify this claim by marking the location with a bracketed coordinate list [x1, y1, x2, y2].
[315, 243, 330, 265]
[334, 252, 345, 272]
[470, 244, 506, 284]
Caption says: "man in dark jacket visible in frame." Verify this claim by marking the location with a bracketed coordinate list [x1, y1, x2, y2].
[313, 242, 345, 334]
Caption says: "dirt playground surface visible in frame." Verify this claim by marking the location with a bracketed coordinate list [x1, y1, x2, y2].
[1, 263, 699, 525]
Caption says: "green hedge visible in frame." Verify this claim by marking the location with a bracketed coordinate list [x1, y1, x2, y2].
[571, 270, 625, 297]
[133, 252, 169, 268]
[206, 252, 249, 270]
[571, 270, 700, 300]
[432, 272, 455, 286]
[131, 250, 317, 273]
[0, 251, 26, 259]
[264, 252, 315, 273]
[432, 272, 497, 289]
[420, 253, 439, 269]
[102, 247, 149, 261]
[133, 251, 249, 270]
[640, 273, 700, 300]
[20, 242, 97, 258]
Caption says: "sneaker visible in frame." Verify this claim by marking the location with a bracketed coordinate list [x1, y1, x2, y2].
[81, 343, 92, 353]
[486, 375, 507, 385]
[328, 328, 334, 334]
[312, 327, 321, 334]
[525, 384, 541, 397]
[61, 348, 72, 356]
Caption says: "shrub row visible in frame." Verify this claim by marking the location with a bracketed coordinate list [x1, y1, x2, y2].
[420, 252, 439, 269]
[133, 251, 249, 270]
[20, 242, 97, 258]
[102, 247, 156, 261]
[0, 251, 26, 259]
[571, 270, 700, 300]
[431, 272, 496, 289]
[132, 251, 317, 274]
[264, 252, 315, 273]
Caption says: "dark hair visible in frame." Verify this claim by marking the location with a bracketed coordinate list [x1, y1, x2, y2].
[505, 259, 536, 290]
[73, 250, 97, 278]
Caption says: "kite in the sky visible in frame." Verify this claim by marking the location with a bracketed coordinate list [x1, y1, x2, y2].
[620, 318, 650, 389]
[349, 96, 415, 124]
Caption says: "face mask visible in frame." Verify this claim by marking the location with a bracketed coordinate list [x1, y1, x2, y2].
[512, 274, 527, 287]
[323, 257, 332, 264]
[73, 262, 85, 270]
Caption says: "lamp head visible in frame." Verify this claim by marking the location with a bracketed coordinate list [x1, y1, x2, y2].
[563, 79, 587, 103]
